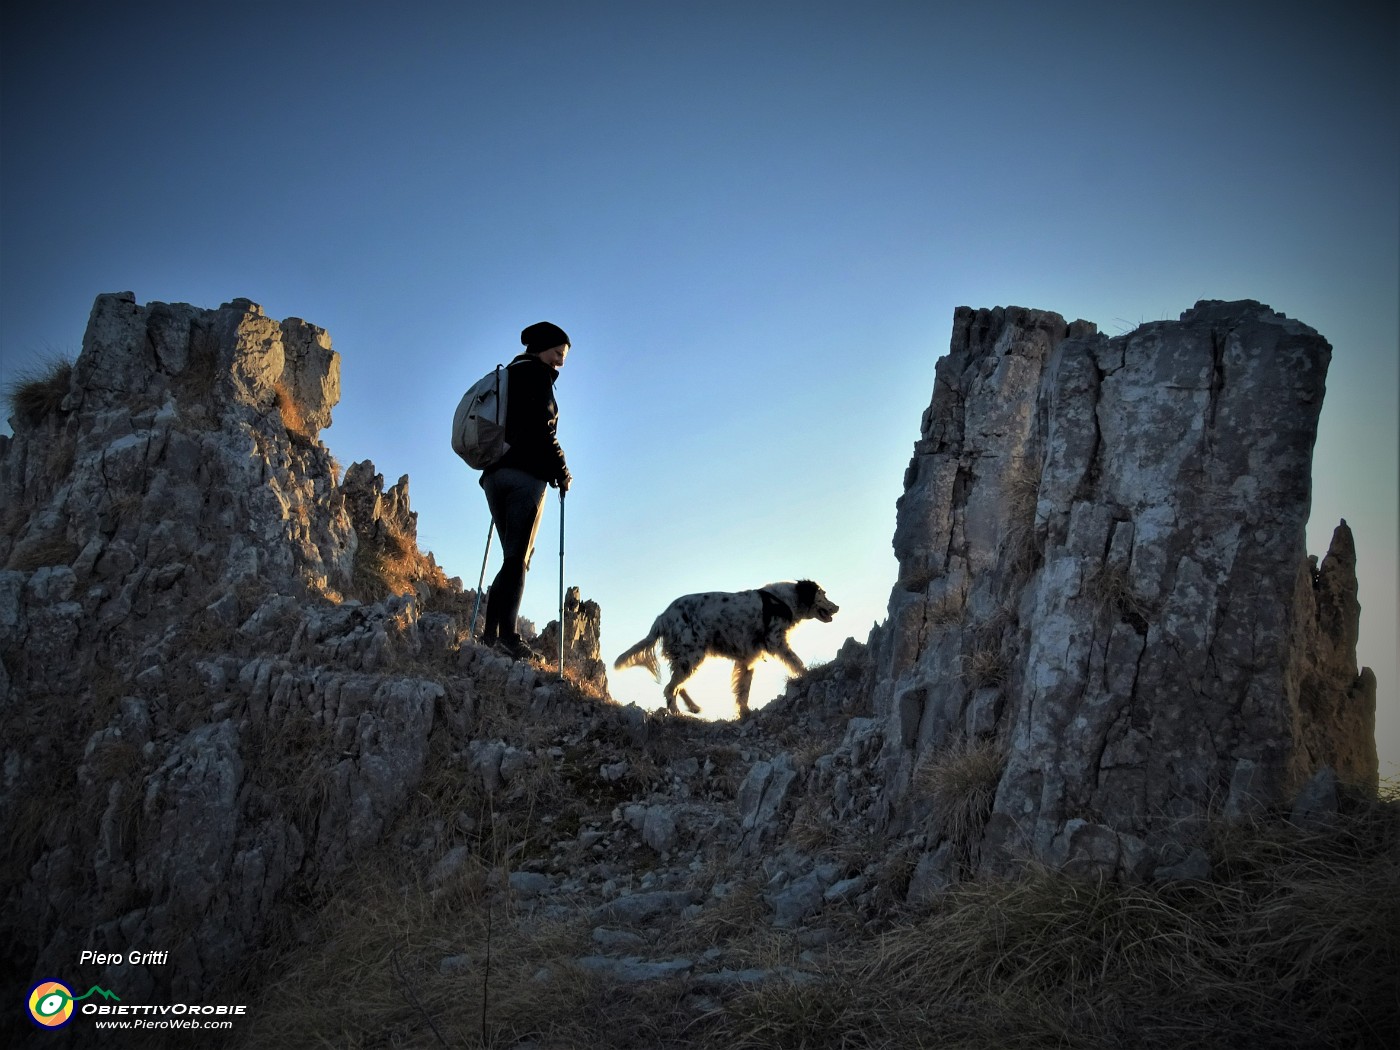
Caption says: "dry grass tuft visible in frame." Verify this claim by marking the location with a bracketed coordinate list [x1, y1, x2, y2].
[4, 355, 73, 428]
[682, 876, 770, 951]
[1001, 454, 1045, 575]
[1085, 564, 1151, 624]
[956, 646, 1008, 689]
[348, 515, 459, 610]
[240, 852, 695, 1048]
[551, 657, 612, 702]
[1003, 454, 1042, 519]
[912, 737, 1005, 851]
[273, 378, 315, 445]
[712, 792, 1400, 1050]
[351, 524, 421, 600]
[4, 533, 81, 572]
[241, 708, 344, 834]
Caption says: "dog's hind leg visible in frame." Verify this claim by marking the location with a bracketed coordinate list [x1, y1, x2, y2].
[732, 662, 755, 718]
[664, 659, 702, 714]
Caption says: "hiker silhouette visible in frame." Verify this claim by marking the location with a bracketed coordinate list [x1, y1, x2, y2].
[477, 321, 572, 661]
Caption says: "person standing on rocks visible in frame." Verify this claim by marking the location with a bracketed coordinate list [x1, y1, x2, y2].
[479, 321, 573, 660]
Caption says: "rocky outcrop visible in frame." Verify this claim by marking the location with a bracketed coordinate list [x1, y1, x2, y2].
[0, 293, 605, 1006]
[2, 293, 354, 597]
[861, 300, 1377, 881]
[1289, 522, 1378, 789]
[539, 585, 611, 698]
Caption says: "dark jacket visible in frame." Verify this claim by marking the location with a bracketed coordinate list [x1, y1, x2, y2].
[487, 353, 568, 485]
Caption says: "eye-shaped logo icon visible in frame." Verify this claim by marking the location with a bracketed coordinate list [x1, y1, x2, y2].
[26, 981, 120, 1029]
[28, 981, 75, 1028]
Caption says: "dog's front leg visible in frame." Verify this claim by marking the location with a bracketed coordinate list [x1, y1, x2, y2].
[771, 643, 806, 680]
[732, 663, 755, 717]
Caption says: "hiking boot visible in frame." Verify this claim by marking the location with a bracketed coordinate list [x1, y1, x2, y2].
[495, 636, 540, 662]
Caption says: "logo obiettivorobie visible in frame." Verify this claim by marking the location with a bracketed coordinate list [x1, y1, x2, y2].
[27, 980, 120, 1028]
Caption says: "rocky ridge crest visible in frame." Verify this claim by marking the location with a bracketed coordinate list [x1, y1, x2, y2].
[0, 294, 1378, 1038]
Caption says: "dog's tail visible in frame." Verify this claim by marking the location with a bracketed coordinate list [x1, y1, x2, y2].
[613, 626, 662, 681]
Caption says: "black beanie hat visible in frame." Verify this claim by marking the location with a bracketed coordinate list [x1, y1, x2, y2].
[521, 321, 570, 354]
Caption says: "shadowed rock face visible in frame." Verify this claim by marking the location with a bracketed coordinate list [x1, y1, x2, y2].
[0, 293, 608, 1001]
[867, 300, 1376, 879]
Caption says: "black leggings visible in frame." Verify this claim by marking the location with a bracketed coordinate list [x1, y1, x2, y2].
[480, 467, 547, 642]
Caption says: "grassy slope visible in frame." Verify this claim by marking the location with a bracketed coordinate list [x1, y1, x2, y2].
[237, 669, 1399, 1050]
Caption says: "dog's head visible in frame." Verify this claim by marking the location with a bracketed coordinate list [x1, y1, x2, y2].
[794, 579, 839, 624]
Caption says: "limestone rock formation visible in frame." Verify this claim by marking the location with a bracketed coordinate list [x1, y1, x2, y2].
[862, 300, 1377, 880]
[0, 292, 605, 1005]
[538, 585, 611, 698]
[2, 293, 354, 597]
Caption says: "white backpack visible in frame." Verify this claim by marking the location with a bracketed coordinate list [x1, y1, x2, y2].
[451, 364, 509, 469]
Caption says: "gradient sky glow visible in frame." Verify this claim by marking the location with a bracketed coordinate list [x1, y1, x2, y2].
[2, 1, 1396, 773]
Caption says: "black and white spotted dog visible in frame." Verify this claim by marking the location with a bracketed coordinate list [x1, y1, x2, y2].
[614, 580, 839, 717]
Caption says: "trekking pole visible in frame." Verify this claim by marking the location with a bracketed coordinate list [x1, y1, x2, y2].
[558, 490, 566, 678]
[469, 521, 495, 641]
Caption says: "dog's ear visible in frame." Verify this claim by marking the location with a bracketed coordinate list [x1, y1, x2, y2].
[795, 579, 818, 609]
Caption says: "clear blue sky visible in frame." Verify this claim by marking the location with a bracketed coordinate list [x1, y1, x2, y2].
[2, 1, 1395, 772]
